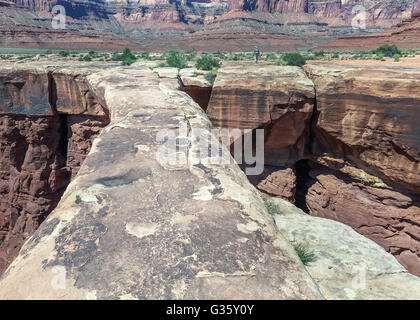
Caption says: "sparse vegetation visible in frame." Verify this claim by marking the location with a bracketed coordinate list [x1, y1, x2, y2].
[293, 241, 316, 266]
[120, 48, 137, 66]
[0, 239, 3, 246]
[204, 70, 218, 85]
[196, 54, 221, 71]
[279, 52, 306, 67]
[162, 50, 188, 69]
[59, 50, 70, 57]
[264, 199, 279, 216]
[374, 44, 401, 58]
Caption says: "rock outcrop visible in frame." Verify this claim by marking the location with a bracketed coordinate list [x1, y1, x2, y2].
[0, 0, 417, 50]
[207, 63, 315, 167]
[0, 61, 323, 299]
[319, 0, 420, 50]
[273, 201, 420, 299]
[304, 63, 420, 276]
[206, 62, 420, 277]
[0, 64, 109, 275]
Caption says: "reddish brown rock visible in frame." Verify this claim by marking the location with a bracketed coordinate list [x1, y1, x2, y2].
[302, 63, 420, 276]
[0, 67, 109, 275]
[303, 163, 420, 276]
[207, 63, 315, 167]
[305, 63, 420, 193]
[247, 166, 296, 202]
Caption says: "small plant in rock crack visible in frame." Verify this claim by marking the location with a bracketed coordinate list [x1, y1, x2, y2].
[264, 199, 279, 216]
[292, 241, 316, 266]
[204, 70, 218, 85]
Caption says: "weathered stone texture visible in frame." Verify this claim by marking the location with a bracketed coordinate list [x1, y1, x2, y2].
[0, 63, 323, 300]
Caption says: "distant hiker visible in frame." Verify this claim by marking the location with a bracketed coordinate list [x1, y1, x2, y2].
[253, 46, 260, 64]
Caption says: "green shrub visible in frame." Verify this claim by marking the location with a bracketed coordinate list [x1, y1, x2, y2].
[196, 55, 220, 71]
[45, 49, 53, 55]
[139, 51, 151, 60]
[293, 241, 316, 266]
[81, 55, 92, 62]
[121, 57, 136, 66]
[264, 199, 279, 216]
[165, 50, 188, 69]
[314, 50, 325, 57]
[281, 52, 306, 67]
[59, 51, 69, 57]
[263, 52, 278, 61]
[121, 48, 136, 60]
[394, 54, 401, 62]
[184, 49, 197, 61]
[374, 44, 401, 57]
[204, 70, 218, 85]
[331, 52, 339, 59]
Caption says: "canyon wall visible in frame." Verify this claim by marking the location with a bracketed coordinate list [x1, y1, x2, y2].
[0, 62, 325, 300]
[0, 65, 109, 274]
[207, 62, 420, 276]
[4, 0, 415, 27]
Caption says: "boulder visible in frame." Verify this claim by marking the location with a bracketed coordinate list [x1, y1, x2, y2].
[274, 207, 420, 299]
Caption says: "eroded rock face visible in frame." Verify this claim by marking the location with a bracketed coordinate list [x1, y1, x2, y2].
[206, 62, 420, 277]
[305, 64, 420, 194]
[207, 63, 315, 167]
[0, 66, 109, 275]
[304, 63, 420, 276]
[0, 63, 323, 300]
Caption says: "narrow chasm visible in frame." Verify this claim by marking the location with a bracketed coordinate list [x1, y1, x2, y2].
[0, 83, 110, 275]
[183, 86, 212, 112]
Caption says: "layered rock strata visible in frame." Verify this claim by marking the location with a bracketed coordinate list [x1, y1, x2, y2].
[0, 62, 323, 299]
[0, 65, 109, 274]
[206, 62, 420, 276]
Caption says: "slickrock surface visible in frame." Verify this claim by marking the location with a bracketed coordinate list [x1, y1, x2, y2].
[0, 62, 323, 299]
[0, 64, 109, 274]
[274, 203, 420, 300]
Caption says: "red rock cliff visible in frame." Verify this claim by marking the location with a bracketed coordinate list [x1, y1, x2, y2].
[0, 66, 109, 274]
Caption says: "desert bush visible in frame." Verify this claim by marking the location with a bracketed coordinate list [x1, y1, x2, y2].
[79, 55, 92, 62]
[196, 55, 220, 71]
[165, 50, 188, 69]
[45, 49, 53, 55]
[184, 49, 198, 61]
[204, 70, 218, 85]
[331, 52, 339, 59]
[280, 52, 306, 67]
[394, 54, 401, 62]
[314, 50, 325, 57]
[374, 44, 401, 57]
[263, 52, 278, 61]
[59, 51, 69, 57]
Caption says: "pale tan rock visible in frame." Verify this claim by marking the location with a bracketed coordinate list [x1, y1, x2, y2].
[275, 210, 420, 300]
[0, 62, 323, 300]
